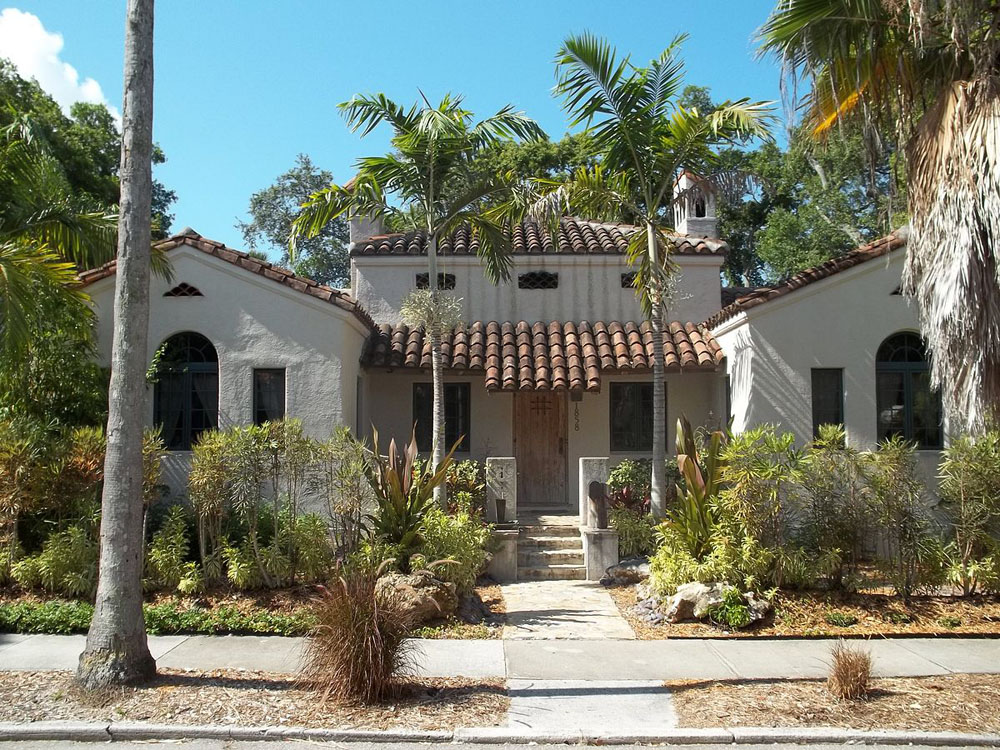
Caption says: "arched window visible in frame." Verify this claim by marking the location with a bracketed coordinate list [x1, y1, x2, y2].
[153, 332, 219, 450]
[876, 332, 942, 448]
[693, 194, 707, 218]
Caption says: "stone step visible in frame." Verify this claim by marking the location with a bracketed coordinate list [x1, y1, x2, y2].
[517, 564, 587, 581]
[520, 525, 580, 539]
[517, 549, 584, 566]
[518, 536, 583, 551]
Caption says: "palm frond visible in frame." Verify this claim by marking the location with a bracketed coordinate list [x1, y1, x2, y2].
[338, 94, 418, 137]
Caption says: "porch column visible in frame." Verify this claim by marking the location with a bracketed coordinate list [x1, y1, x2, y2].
[578, 457, 609, 526]
[486, 457, 517, 524]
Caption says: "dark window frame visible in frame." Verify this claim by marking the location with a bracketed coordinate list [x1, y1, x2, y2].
[875, 332, 943, 449]
[609, 381, 664, 452]
[153, 332, 219, 451]
[412, 382, 471, 453]
[253, 368, 286, 425]
[415, 272, 456, 290]
[811, 368, 844, 437]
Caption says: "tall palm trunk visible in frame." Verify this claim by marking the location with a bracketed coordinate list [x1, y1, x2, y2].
[428, 232, 447, 507]
[647, 221, 667, 519]
[77, 0, 156, 689]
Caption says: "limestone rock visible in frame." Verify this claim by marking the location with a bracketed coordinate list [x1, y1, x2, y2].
[603, 557, 651, 585]
[665, 581, 731, 623]
[744, 590, 773, 625]
[375, 570, 458, 624]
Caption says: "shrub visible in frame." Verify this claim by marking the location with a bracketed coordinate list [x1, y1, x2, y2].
[300, 564, 416, 704]
[609, 507, 657, 558]
[608, 459, 652, 512]
[445, 459, 486, 512]
[824, 611, 859, 627]
[418, 505, 491, 594]
[869, 437, 940, 601]
[938, 432, 1000, 595]
[289, 513, 335, 583]
[146, 505, 193, 590]
[0, 599, 94, 634]
[937, 615, 961, 629]
[14, 525, 98, 597]
[311, 427, 369, 560]
[827, 641, 872, 700]
[707, 587, 753, 629]
[796, 425, 875, 587]
[363, 428, 455, 569]
[666, 416, 728, 561]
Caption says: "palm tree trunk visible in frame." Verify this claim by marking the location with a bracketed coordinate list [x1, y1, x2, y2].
[428, 233, 447, 508]
[647, 221, 667, 519]
[76, 0, 156, 689]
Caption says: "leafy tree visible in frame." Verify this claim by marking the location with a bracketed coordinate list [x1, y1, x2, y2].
[238, 154, 350, 287]
[77, 0, 157, 689]
[550, 33, 772, 516]
[293, 93, 544, 505]
[0, 58, 176, 238]
[719, 127, 906, 283]
[761, 0, 1000, 431]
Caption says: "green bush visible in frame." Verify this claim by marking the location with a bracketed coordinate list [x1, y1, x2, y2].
[609, 508, 657, 558]
[707, 587, 753, 629]
[146, 505, 193, 590]
[0, 599, 94, 634]
[12, 525, 97, 597]
[418, 506, 491, 594]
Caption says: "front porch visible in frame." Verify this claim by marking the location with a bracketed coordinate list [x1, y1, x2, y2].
[360, 318, 728, 519]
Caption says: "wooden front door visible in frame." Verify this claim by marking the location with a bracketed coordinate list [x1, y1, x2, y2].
[514, 392, 568, 508]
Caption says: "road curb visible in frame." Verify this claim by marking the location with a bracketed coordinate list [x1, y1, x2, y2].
[0, 720, 998, 745]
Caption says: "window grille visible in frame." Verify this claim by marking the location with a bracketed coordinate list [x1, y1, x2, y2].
[875, 332, 942, 448]
[153, 332, 218, 450]
[413, 382, 470, 452]
[518, 271, 559, 290]
[415, 273, 456, 290]
[253, 369, 286, 425]
[164, 282, 203, 297]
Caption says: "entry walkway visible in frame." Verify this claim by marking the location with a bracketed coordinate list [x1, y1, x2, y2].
[502, 581, 635, 639]
[2, 633, 997, 680]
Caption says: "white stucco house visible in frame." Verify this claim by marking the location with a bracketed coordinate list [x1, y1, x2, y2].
[80, 182, 942, 517]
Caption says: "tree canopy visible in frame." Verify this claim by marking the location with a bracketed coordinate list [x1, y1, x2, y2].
[238, 154, 350, 287]
[0, 58, 176, 239]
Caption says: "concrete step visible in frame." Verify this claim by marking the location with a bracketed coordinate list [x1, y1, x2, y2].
[517, 549, 584, 566]
[518, 536, 583, 551]
[520, 525, 580, 539]
[517, 564, 587, 581]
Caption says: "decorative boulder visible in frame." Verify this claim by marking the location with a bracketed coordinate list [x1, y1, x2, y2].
[665, 582, 731, 623]
[375, 570, 458, 624]
[603, 558, 651, 585]
[744, 591, 773, 625]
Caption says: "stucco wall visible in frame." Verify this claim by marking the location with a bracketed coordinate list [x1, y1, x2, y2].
[86, 245, 371, 496]
[713, 250, 942, 480]
[353, 254, 724, 327]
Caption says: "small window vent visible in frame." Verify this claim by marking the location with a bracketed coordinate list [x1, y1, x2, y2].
[415, 272, 456, 290]
[518, 271, 559, 290]
[621, 272, 637, 289]
[164, 283, 203, 297]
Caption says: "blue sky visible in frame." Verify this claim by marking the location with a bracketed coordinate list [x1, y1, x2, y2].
[4, 1, 783, 254]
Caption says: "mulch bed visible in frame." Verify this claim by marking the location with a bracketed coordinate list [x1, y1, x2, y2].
[669, 673, 1000, 732]
[0, 670, 507, 729]
[609, 585, 1000, 638]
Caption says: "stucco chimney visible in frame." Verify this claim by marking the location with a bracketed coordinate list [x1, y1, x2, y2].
[673, 171, 718, 238]
[349, 211, 386, 245]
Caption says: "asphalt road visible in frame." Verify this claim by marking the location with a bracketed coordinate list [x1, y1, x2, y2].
[0, 743, 981, 750]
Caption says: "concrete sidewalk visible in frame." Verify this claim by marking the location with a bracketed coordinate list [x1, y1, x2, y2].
[1, 632, 997, 680]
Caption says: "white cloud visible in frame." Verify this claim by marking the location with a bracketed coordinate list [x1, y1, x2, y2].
[0, 7, 120, 124]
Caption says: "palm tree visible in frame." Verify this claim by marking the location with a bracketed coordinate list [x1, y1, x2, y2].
[760, 0, 1000, 432]
[550, 33, 773, 517]
[292, 93, 544, 505]
[77, 0, 157, 688]
[0, 121, 117, 357]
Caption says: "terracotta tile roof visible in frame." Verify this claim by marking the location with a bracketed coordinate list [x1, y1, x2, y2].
[352, 217, 727, 257]
[705, 232, 906, 329]
[362, 319, 724, 392]
[78, 229, 375, 329]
